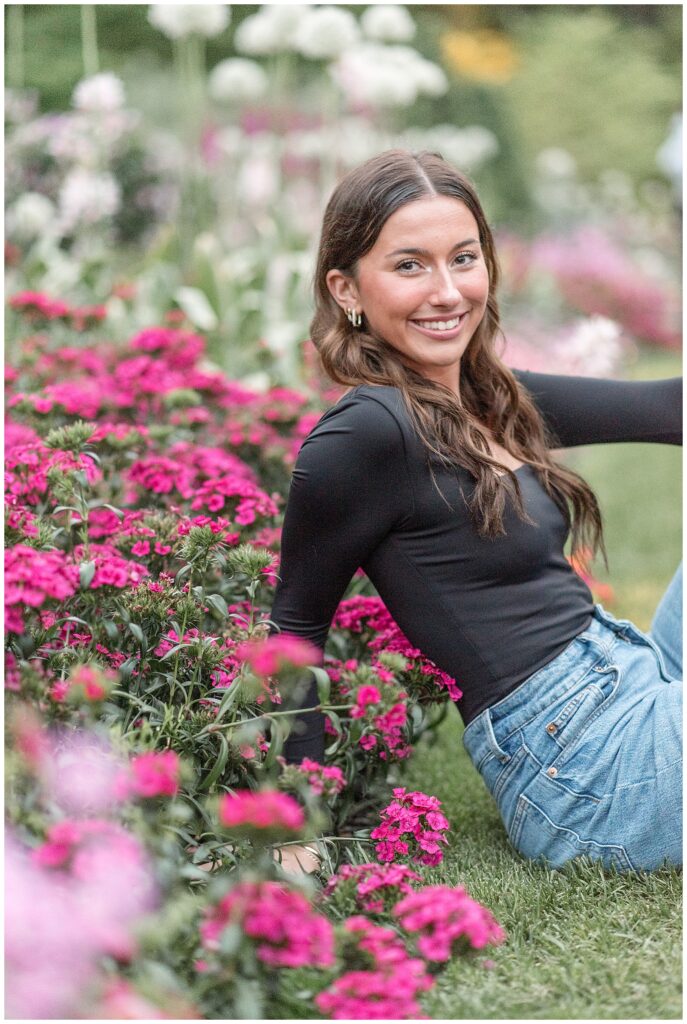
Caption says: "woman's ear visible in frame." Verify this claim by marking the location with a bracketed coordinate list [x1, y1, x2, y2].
[326, 269, 360, 312]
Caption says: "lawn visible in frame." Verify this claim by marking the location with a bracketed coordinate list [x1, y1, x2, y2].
[401, 349, 682, 1019]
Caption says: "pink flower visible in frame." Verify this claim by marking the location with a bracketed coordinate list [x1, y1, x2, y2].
[279, 757, 345, 799]
[237, 633, 320, 677]
[370, 788, 450, 867]
[218, 789, 305, 831]
[201, 881, 335, 968]
[117, 750, 181, 800]
[394, 885, 506, 960]
[323, 862, 421, 915]
[5, 544, 80, 633]
[315, 917, 433, 1019]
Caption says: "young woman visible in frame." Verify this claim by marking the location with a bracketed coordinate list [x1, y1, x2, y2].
[268, 150, 682, 875]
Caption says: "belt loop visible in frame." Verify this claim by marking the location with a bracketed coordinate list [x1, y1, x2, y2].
[484, 708, 511, 764]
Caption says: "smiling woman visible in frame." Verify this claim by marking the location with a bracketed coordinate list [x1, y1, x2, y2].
[268, 149, 682, 876]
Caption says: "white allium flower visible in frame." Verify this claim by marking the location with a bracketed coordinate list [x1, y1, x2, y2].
[237, 153, 279, 207]
[331, 43, 446, 108]
[535, 147, 577, 179]
[6, 192, 56, 240]
[656, 113, 682, 189]
[405, 124, 498, 169]
[208, 58, 268, 102]
[234, 5, 310, 55]
[58, 168, 121, 232]
[293, 6, 360, 60]
[330, 43, 418, 108]
[147, 4, 230, 40]
[361, 4, 416, 42]
[72, 72, 125, 113]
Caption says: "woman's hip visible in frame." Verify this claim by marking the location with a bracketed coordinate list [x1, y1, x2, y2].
[463, 604, 683, 871]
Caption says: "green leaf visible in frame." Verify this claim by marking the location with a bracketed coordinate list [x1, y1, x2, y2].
[174, 285, 219, 331]
[159, 642, 192, 661]
[127, 622, 145, 649]
[52, 505, 81, 515]
[205, 592, 228, 620]
[79, 561, 96, 589]
[263, 716, 287, 769]
[199, 733, 230, 792]
[311, 665, 331, 704]
[102, 620, 120, 642]
[95, 502, 124, 519]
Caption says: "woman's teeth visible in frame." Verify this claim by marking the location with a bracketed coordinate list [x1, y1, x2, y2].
[414, 316, 463, 331]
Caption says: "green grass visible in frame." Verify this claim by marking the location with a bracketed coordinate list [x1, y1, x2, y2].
[401, 349, 682, 1019]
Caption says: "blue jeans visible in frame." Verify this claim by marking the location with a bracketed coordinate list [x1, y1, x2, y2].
[463, 564, 683, 872]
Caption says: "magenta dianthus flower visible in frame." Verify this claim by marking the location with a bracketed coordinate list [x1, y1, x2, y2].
[394, 884, 506, 960]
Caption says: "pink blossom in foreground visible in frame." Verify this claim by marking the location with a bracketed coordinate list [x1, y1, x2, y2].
[323, 862, 421, 914]
[236, 633, 320, 677]
[219, 789, 305, 831]
[371, 787, 450, 867]
[116, 750, 181, 800]
[201, 881, 335, 968]
[315, 917, 433, 1019]
[394, 884, 506, 960]
[48, 663, 116, 704]
[6, 825, 156, 1018]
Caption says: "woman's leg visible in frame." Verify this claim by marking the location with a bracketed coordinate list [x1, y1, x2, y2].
[649, 562, 683, 679]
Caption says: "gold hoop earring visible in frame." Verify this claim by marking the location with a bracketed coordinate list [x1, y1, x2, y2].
[346, 307, 363, 328]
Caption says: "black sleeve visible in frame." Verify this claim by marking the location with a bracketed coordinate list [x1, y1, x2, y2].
[514, 371, 682, 448]
[267, 394, 414, 763]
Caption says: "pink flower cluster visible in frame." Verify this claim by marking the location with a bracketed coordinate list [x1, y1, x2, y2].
[280, 756, 346, 799]
[115, 750, 181, 800]
[129, 326, 206, 369]
[219, 789, 305, 831]
[200, 881, 335, 968]
[394, 885, 506, 960]
[73, 543, 149, 589]
[315, 916, 433, 1020]
[334, 596, 462, 701]
[190, 472, 280, 525]
[371, 788, 450, 867]
[5, 544, 80, 633]
[323, 862, 421, 914]
[9, 290, 106, 330]
[349, 678, 410, 762]
[49, 663, 116, 704]
[6, 826, 155, 1019]
[237, 633, 321, 677]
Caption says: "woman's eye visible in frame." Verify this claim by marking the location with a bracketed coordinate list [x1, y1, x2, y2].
[395, 259, 420, 272]
[454, 250, 478, 266]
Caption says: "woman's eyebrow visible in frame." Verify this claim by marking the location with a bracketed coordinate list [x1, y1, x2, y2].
[385, 238, 480, 257]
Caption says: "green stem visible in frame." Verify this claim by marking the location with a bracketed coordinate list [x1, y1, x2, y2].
[197, 702, 354, 737]
[80, 4, 99, 77]
[7, 4, 24, 90]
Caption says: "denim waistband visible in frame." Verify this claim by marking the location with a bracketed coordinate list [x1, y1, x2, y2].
[463, 605, 627, 770]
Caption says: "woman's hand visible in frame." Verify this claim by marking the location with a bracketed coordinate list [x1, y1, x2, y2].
[273, 843, 322, 875]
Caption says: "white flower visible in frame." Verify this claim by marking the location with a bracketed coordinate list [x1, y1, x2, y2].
[6, 192, 56, 240]
[208, 58, 268, 103]
[361, 5, 416, 42]
[403, 124, 498, 169]
[236, 152, 279, 207]
[656, 113, 682, 188]
[234, 5, 309, 55]
[147, 4, 230, 40]
[72, 72, 125, 113]
[293, 6, 360, 60]
[58, 169, 121, 233]
[535, 147, 577, 179]
[331, 43, 446, 108]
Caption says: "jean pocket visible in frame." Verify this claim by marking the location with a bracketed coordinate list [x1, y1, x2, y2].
[543, 666, 620, 765]
[509, 793, 634, 872]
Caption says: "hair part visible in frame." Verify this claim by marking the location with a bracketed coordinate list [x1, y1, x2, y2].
[310, 149, 605, 560]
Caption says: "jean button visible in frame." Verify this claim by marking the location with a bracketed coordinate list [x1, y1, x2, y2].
[546, 722, 557, 734]
[546, 766, 558, 777]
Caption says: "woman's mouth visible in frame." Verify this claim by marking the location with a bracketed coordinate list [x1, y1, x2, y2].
[410, 312, 468, 340]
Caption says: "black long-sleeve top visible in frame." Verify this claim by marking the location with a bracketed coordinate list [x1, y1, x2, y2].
[268, 372, 682, 763]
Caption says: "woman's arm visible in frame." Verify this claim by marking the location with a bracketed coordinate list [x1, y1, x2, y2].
[267, 392, 414, 763]
[514, 371, 682, 448]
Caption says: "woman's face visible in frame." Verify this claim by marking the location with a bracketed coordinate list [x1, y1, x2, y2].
[327, 195, 490, 396]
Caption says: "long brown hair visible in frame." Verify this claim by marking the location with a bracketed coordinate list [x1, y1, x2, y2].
[311, 149, 604, 558]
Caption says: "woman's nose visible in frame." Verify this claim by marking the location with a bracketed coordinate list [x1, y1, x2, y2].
[428, 269, 462, 306]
